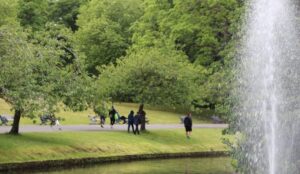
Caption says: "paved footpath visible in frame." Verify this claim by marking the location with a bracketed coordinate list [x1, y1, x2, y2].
[0, 124, 228, 134]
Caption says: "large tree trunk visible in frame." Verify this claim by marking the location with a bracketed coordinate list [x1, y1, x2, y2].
[9, 110, 22, 135]
[140, 115, 146, 131]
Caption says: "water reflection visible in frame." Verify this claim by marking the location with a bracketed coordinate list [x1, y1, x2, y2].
[31, 157, 232, 174]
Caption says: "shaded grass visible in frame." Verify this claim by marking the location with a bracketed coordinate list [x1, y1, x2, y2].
[0, 99, 209, 125]
[0, 129, 229, 163]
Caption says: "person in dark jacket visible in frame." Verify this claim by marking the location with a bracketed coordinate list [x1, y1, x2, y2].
[134, 114, 140, 135]
[109, 106, 116, 129]
[127, 110, 135, 133]
[184, 113, 192, 138]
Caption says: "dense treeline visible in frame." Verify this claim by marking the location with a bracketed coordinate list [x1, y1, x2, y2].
[0, 0, 244, 133]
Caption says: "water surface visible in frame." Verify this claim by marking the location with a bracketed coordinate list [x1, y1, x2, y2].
[33, 157, 233, 174]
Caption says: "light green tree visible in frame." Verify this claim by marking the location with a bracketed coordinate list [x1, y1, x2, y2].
[75, 0, 143, 75]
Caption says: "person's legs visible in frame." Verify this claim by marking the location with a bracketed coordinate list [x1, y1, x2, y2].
[128, 124, 130, 133]
[110, 118, 115, 128]
[135, 124, 140, 134]
[133, 124, 136, 134]
[100, 118, 104, 128]
[131, 124, 134, 133]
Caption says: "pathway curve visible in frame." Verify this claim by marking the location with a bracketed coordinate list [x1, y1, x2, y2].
[0, 124, 228, 134]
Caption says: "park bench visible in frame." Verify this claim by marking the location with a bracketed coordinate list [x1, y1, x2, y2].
[40, 114, 53, 125]
[116, 115, 127, 124]
[88, 115, 100, 125]
[211, 115, 224, 124]
[0, 115, 14, 126]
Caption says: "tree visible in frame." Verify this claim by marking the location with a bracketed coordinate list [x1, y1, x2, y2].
[18, 0, 49, 31]
[75, 0, 143, 75]
[130, 0, 243, 117]
[0, 0, 19, 26]
[97, 47, 205, 129]
[48, 0, 88, 31]
[0, 24, 89, 134]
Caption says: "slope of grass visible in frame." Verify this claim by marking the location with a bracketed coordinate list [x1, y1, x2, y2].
[0, 99, 210, 125]
[0, 129, 228, 164]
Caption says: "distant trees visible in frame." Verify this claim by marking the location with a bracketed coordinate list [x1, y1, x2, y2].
[0, 0, 19, 26]
[75, 0, 144, 75]
[18, 0, 49, 31]
[0, 0, 245, 130]
[97, 47, 204, 108]
[48, 0, 88, 31]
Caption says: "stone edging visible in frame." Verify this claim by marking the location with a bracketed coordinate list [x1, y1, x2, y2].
[0, 151, 229, 172]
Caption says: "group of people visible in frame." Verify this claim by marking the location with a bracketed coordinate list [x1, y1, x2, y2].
[104, 104, 146, 135]
[103, 105, 193, 138]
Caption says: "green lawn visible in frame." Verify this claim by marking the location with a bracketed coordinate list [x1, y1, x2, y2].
[0, 99, 210, 125]
[0, 129, 229, 164]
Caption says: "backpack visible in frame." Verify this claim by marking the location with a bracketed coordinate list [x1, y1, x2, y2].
[114, 113, 119, 120]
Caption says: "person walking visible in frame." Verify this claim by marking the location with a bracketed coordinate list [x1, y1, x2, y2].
[109, 106, 116, 129]
[134, 114, 140, 135]
[127, 110, 135, 133]
[184, 113, 192, 138]
[100, 114, 105, 128]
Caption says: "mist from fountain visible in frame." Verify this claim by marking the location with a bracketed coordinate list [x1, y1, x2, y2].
[236, 0, 300, 173]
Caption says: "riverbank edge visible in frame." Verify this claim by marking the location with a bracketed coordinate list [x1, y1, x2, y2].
[0, 151, 229, 172]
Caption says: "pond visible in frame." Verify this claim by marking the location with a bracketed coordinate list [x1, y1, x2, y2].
[32, 157, 233, 174]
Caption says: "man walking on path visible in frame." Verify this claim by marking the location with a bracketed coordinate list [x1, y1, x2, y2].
[109, 106, 116, 129]
[184, 113, 192, 138]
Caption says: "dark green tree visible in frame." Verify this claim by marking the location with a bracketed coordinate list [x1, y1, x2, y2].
[48, 0, 88, 31]
[18, 0, 49, 31]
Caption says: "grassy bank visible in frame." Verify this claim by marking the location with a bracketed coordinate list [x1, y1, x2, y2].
[0, 129, 228, 164]
[0, 99, 209, 125]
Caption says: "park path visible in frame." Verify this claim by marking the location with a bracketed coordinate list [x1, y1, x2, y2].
[0, 124, 228, 134]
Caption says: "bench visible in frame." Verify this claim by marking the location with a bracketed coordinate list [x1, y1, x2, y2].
[0, 115, 14, 126]
[40, 114, 54, 125]
[211, 115, 224, 124]
[88, 115, 100, 125]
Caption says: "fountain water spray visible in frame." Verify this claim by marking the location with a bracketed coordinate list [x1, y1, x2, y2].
[236, 0, 300, 173]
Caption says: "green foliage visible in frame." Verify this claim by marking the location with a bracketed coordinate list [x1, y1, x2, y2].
[18, 0, 49, 31]
[0, 0, 19, 27]
[33, 22, 78, 66]
[97, 47, 205, 109]
[0, 0, 245, 127]
[48, 0, 88, 31]
[0, 26, 62, 116]
[75, 0, 143, 75]
[132, 0, 241, 66]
